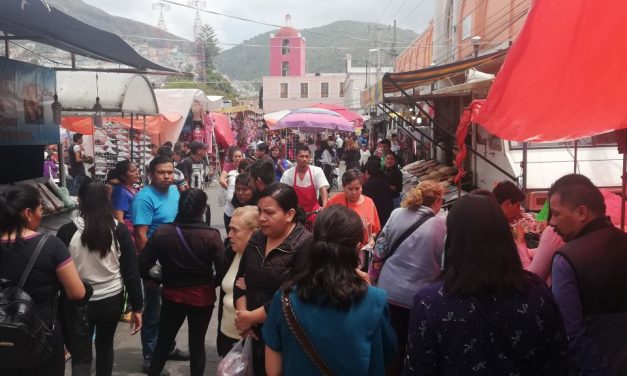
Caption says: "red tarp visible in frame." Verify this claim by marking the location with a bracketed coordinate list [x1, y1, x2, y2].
[210, 112, 235, 148]
[310, 103, 364, 128]
[473, 0, 627, 142]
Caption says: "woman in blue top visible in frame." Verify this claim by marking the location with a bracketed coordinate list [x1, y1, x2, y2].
[109, 160, 140, 237]
[263, 204, 397, 376]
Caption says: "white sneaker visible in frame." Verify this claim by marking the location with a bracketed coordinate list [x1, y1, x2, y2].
[118, 145, 129, 152]
[117, 156, 127, 162]
[95, 157, 107, 164]
[117, 141, 129, 146]
[115, 134, 126, 140]
[105, 140, 116, 148]
[94, 146, 106, 154]
[118, 151, 129, 157]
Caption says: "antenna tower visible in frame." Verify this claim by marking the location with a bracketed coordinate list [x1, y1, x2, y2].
[188, 0, 206, 41]
[152, 1, 170, 32]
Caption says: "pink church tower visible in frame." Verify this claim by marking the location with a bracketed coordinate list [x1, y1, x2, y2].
[270, 15, 306, 76]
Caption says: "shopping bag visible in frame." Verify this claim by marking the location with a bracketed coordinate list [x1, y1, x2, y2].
[216, 337, 254, 376]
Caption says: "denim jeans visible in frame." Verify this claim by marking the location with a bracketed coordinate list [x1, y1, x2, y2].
[69, 174, 86, 196]
[140, 282, 162, 360]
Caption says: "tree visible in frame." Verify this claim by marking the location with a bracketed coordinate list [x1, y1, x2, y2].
[197, 24, 221, 70]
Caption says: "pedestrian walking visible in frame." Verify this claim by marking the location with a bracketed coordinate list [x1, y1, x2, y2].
[0, 185, 86, 376]
[233, 183, 312, 376]
[56, 181, 143, 376]
[139, 189, 226, 376]
[263, 204, 397, 375]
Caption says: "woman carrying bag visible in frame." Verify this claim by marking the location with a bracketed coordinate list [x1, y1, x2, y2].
[56, 181, 143, 376]
[262, 204, 397, 375]
[0, 185, 86, 376]
[139, 189, 227, 376]
[216, 205, 259, 357]
[233, 183, 313, 376]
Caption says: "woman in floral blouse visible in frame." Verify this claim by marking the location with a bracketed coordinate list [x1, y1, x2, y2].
[403, 194, 568, 376]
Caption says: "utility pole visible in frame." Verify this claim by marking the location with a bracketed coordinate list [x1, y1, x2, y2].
[392, 20, 397, 70]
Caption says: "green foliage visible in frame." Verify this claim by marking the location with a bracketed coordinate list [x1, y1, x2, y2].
[197, 25, 221, 70]
[214, 20, 418, 81]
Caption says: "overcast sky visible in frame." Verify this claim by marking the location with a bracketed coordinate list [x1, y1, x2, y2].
[82, 0, 434, 48]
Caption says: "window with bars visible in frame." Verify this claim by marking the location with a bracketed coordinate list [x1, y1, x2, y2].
[280, 83, 288, 98]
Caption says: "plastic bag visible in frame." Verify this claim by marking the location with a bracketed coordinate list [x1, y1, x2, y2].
[216, 337, 254, 376]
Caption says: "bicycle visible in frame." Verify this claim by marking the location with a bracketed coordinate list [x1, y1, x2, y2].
[304, 207, 322, 232]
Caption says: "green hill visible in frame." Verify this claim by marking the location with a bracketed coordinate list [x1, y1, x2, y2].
[214, 21, 418, 81]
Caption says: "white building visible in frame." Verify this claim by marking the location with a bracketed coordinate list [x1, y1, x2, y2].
[262, 73, 347, 112]
[343, 54, 393, 116]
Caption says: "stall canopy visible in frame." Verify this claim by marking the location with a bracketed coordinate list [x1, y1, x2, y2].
[472, 0, 627, 142]
[0, 0, 175, 72]
[210, 112, 235, 148]
[57, 72, 159, 114]
[61, 89, 208, 143]
[360, 49, 508, 107]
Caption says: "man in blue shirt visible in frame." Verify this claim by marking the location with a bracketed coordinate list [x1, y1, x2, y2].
[132, 155, 188, 373]
[550, 174, 627, 376]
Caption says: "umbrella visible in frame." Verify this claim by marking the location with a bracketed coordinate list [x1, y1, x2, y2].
[310, 103, 364, 128]
[272, 107, 354, 132]
[264, 109, 291, 127]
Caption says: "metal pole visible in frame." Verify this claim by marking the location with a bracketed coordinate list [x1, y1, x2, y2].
[4, 32, 9, 58]
[573, 139, 578, 174]
[522, 142, 528, 193]
[58, 143, 66, 188]
[130, 114, 134, 158]
[621, 153, 626, 231]
[383, 91, 518, 181]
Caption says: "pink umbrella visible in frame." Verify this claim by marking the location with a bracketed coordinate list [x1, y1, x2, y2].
[310, 103, 364, 128]
[274, 108, 354, 132]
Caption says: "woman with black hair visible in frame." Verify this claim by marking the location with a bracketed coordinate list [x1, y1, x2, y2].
[233, 183, 313, 376]
[109, 160, 140, 237]
[383, 152, 403, 208]
[263, 204, 397, 375]
[223, 173, 257, 229]
[0, 185, 86, 376]
[139, 189, 226, 376]
[403, 194, 568, 376]
[362, 158, 394, 227]
[56, 181, 143, 376]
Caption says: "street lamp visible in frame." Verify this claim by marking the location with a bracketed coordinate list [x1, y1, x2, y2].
[471, 36, 482, 58]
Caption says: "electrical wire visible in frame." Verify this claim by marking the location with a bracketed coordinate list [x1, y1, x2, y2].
[158, 0, 413, 45]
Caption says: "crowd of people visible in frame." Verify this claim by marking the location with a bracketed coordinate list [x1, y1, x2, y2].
[1, 131, 626, 376]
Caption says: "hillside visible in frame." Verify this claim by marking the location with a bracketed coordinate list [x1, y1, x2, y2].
[214, 21, 418, 81]
[47, 0, 195, 52]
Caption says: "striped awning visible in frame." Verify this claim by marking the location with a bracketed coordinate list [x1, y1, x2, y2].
[360, 49, 508, 107]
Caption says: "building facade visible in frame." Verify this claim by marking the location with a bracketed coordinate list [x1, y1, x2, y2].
[262, 73, 346, 112]
[269, 26, 306, 77]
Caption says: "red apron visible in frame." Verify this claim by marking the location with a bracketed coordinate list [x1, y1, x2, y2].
[293, 167, 320, 222]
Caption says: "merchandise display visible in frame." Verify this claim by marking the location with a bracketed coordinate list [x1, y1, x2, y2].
[92, 122, 153, 183]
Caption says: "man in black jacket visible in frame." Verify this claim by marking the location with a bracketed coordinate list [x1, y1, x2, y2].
[550, 174, 627, 375]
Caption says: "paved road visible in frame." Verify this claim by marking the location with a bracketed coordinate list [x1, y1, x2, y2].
[65, 164, 345, 375]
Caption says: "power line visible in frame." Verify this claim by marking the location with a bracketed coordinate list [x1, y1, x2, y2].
[398, 0, 427, 24]
[158, 0, 412, 45]
[376, 0, 394, 24]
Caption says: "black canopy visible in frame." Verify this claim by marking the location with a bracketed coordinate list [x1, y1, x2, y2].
[0, 0, 176, 72]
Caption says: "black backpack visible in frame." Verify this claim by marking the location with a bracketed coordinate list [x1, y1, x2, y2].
[0, 234, 56, 369]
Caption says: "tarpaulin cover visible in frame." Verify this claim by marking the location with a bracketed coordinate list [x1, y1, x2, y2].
[473, 0, 627, 142]
[210, 112, 235, 147]
[0, 0, 174, 72]
[310, 103, 364, 128]
[61, 113, 181, 135]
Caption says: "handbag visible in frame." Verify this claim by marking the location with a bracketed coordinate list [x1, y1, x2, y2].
[0, 235, 56, 368]
[369, 213, 434, 283]
[281, 291, 335, 376]
[175, 226, 210, 267]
